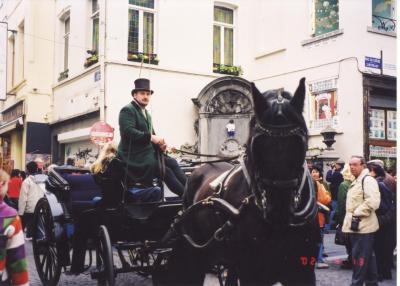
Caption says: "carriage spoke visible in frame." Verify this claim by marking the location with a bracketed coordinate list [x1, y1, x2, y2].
[40, 252, 47, 269]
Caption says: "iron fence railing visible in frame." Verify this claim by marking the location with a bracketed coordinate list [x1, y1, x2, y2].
[372, 14, 396, 32]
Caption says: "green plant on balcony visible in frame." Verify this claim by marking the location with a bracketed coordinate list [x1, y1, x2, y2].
[58, 69, 69, 82]
[84, 54, 99, 68]
[127, 52, 159, 65]
[213, 63, 243, 76]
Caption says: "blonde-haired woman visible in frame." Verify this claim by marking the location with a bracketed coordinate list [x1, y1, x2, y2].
[337, 164, 355, 269]
[91, 141, 118, 174]
[90, 141, 124, 208]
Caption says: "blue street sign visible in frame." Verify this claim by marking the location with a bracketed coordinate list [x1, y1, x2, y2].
[365, 56, 382, 69]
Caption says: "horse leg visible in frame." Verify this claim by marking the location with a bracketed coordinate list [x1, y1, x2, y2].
[279, 224, 320, 286]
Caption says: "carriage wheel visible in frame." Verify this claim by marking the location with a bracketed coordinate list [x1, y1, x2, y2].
[96, 225, 115, 286]
[32, 198, 62, 286]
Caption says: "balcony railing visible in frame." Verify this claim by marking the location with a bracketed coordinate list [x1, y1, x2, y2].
[84, 54, 99, 68]
[213, 63, 242, 76]
[58, 69, 69, 82]
[372, 14, 396, 32]
[127, 52, 159, 65]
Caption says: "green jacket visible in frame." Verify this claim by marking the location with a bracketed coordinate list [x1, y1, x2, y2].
[117, 101, 159, 186]
[336, 179, 351, 224]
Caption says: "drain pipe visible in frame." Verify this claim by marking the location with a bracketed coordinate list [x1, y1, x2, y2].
[99, 0, 107, 121]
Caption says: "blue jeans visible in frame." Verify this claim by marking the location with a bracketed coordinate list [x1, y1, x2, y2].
[127, 186, 162, 202]
[318, 228, 325, 263]
[329, 200, 338, 228]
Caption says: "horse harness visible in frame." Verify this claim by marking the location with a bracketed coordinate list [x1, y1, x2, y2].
[170, 156, 309, 249]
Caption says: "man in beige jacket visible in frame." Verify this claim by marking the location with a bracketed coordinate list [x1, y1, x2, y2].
[342, 156, 380, 286]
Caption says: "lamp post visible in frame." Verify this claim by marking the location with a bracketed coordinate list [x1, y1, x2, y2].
[320, 126, 338, 150]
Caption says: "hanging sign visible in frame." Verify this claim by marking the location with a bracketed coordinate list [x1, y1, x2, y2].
[90, 121, 114, 146]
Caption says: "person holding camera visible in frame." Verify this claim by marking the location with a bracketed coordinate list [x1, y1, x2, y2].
[343, 156, 380, 286]
[326, 159, 344, 228]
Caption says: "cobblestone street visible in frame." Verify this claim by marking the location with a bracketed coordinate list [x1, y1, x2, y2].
[26, 233, 396, 285]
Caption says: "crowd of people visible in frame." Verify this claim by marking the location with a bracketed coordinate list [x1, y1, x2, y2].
[309, 156, 396, 286]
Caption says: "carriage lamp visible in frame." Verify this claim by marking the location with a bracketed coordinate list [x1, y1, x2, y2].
[320, 126, 337, 150]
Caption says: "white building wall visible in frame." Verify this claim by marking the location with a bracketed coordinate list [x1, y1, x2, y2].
[47, 0, 396, 163]
[250, 0, 396, 161]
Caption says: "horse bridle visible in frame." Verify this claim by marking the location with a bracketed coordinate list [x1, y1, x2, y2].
[245, 119, 316, 226]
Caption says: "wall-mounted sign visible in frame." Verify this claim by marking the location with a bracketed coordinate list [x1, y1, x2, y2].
[365, 56, 382, 69]
[2, 101, 24, 123]
[90, 121, 114, 146]
[0, 22, 7, 101]
[309, 78, 337, 93]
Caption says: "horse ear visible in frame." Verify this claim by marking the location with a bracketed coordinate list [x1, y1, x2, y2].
[251, 83, 267, 118]
[290, 77, 306, 112]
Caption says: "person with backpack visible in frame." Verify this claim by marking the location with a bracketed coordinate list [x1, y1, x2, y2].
[18, 161, 46, 240]
[343, 156, 380, 286]
[367, 160, 395, 281]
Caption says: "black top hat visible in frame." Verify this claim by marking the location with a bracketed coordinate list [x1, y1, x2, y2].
[131, 78, 153, 95]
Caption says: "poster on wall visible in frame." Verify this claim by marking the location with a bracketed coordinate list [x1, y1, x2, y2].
[25, 154, 52, 171]
[387, 110, 396, 140]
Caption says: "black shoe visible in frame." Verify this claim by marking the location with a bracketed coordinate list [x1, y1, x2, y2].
[323, 253, 328, 257]
[340, 260, 352, 269]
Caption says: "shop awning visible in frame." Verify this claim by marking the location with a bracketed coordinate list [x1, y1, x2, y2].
[58, 127, 91, 143]
[0, 117, 23, 135]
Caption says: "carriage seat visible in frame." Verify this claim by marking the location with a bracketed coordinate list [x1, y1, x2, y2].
[63, 173, 102, 213]
[47, 167, 102, 214]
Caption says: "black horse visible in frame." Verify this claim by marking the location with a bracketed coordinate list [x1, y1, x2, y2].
[156, 78, 320, 286]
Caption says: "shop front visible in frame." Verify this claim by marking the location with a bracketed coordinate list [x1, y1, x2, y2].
[50, 110, 100, 166]
[363, 74, 396, 171]
[0, 101, 24, 172]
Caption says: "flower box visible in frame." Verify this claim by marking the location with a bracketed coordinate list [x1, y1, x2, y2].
[58, 69, 69, 82]
[84, 54, 99, 68]
[213, 63, 242, 76]
[127, 53, 159, 65]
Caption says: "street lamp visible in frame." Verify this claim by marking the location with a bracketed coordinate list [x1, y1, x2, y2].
[320, 126, 337, 150]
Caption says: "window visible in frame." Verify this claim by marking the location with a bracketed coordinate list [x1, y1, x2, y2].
[372, 0, 396, 32]
[7, 34, 15, 88]
[91, 0, 99, 53]
[312, 0, 339, 36]
[63, 17, 70, 72]
[369, 108, 396, 141]
[17, 22, 24, 82]
[308, 78, 339, 129]
[213, 6, 234, 66]
[127, 0, 157, 64]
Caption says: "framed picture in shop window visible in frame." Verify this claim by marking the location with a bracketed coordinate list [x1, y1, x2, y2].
[369, 109, 385, 140]
[387, 110, 396, 140]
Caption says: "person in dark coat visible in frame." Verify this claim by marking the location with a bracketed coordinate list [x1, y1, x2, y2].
[117, 78, 186, 199]
[326, 159, 344, 228]
[367, 160, 396, 281]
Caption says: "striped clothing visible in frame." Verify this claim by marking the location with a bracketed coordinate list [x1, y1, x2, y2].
[0, 202, 28, 285]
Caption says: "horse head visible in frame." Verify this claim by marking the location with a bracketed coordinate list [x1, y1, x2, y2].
[247, 78, 316, 226]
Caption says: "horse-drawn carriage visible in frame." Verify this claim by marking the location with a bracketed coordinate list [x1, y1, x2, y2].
[31, 164, 185, 286]
[32, 78, 321, 286]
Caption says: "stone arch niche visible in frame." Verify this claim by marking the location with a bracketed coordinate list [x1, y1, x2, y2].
[193, 76, 253, 157]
